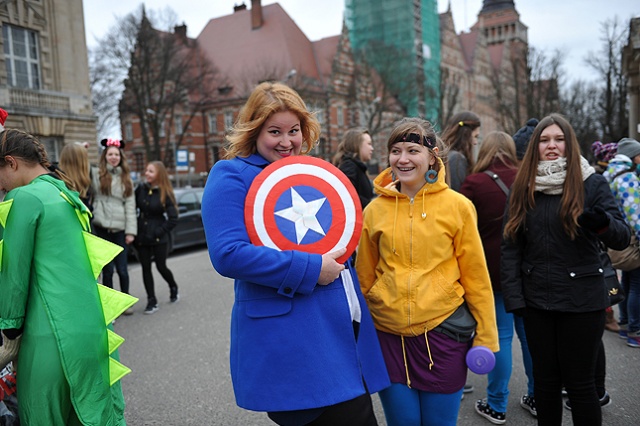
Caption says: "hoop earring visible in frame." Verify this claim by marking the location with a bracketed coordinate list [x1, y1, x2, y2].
[425, 168, 438, 184]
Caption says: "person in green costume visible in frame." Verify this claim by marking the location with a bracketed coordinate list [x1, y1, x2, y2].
[0, 128, 137, 425]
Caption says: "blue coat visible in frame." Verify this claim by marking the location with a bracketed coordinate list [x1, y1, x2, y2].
[202, 153, 389, 412]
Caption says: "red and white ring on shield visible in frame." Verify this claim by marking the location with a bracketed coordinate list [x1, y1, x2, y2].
[245, 156, 362, 264]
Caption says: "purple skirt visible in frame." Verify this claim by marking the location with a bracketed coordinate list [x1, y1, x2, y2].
[377, 329, 470, 393]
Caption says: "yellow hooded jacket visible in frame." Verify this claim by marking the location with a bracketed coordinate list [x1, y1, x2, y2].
[355, 161, 498, 352]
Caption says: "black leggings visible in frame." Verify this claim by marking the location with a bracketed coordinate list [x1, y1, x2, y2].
[135, 243, 177, 303]
[524, 307, 605, 426]
[267, 391, 377, 426]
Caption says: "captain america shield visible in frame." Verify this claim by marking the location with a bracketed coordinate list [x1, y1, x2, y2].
[245, 155, 362, 264]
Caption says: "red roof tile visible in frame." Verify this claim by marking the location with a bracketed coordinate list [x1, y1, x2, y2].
[197, 3, 327, 93]
[313, 35, 340, 82]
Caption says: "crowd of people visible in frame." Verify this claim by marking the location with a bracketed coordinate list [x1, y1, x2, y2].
[1, 79, 638, 426]
[0, 109, 181, 423]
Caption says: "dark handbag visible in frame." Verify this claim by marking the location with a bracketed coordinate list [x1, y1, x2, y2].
[433, 302, 477, 343]
[600, 250, 626, 306]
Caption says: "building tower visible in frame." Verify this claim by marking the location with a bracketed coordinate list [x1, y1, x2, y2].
[345, 0, 441, 120]
[472, 0, 528, 46]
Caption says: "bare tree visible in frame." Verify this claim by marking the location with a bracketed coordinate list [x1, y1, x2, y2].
[439, 66, 461, 130]
[491, 45, 563, 133]
[89, 46, 123, 137]
[560, 80, 601, 157]
[350, 51, 404, 140]
[91, 5, 219, 164]
[584, 17, 629, 142]
[526, 47, 563, 122]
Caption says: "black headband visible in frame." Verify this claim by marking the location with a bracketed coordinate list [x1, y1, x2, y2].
[394, 132, 436, 150]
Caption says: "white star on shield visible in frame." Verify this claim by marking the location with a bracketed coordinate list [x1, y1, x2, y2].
[275, 187, 327, 244]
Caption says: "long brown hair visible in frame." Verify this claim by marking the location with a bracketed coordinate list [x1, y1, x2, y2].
[59, 143, 91, 197]
[503, 114, 585, 241]
[0, 129, 74, 190]
[225, 82, 321, 159]
[441, 111, 481, 172]
[332, 127, 370, 165]
[98, 146, 133, 197]
[472, 131, 518, 173]
[147, 161, 176, 207]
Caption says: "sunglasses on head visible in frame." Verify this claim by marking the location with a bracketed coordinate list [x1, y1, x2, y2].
[394, 133, 436, 149]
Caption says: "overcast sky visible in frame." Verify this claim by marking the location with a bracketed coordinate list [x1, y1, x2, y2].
[84, 0, 640, 83]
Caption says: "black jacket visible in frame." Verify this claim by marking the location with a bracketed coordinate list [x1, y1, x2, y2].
[134, 184, 178, 246]
[501, 173, 630, 313]
[338, 155, 374, 209]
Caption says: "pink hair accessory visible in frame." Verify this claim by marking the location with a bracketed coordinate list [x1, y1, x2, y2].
[106, 138, 121, 148]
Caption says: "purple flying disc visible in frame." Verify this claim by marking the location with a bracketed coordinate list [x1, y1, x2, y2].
[466, 346, 495, 375]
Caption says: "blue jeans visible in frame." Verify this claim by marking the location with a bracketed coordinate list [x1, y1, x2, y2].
[95, 227, 130, 294]
[620, 269, 640, 332]
[378, 383, 463, 426]
[486, 292, 534, 412]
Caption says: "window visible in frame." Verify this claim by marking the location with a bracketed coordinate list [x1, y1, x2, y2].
[174, 115, 183, 134]
[2, 24, 41, 89]
[124, 122, 133, 140]
[177, 192, 199, 212]
[158, 121, 166, 138]
[40, 137, 63, 162]
[134, 152, 144, 173]
[224, 111, 233, 129]
[309, 104, 324, 126]
[208, 113, 217, 134]
[337, 106, 344, 127]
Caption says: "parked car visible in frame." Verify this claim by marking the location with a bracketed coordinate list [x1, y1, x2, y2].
[170, 187, 207, 252]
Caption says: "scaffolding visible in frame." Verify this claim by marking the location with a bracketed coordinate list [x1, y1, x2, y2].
[345, 0, 441, 121]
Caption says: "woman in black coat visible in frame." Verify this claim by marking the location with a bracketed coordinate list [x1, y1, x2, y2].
[135, 161, 179, 314]
[332, 128, 374, 209]
[501, 114, 630, 426]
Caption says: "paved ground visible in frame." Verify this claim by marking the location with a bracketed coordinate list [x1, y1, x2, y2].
[115, 247, 640, 425]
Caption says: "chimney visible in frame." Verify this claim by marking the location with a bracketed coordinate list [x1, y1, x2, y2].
[251, 0, 263, 30]
[233, 3, 247, 12]
[174, 23, 187, 38]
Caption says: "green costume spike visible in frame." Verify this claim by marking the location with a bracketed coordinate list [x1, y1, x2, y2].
[0, 175, 131, 425]
[84, 231, 124, 280]
[98, 284, 138, 324]
[107, 329, 125, 355]
[109, 357, 132, 386]
[0, 199, 12, 228]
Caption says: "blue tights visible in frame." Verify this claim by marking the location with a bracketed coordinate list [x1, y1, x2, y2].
[486, 291, 534, 412]
[378, 383, 463, 426]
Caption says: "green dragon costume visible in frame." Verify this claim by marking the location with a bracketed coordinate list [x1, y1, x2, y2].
[0, 174, 137, 425]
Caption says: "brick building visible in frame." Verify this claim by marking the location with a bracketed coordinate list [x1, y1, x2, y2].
[440, 0, 529, 134]
[122, 1, 372, 183]
[121, 0, 529, 182]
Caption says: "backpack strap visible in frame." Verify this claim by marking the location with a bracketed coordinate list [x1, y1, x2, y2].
[483, 170, 509, 196]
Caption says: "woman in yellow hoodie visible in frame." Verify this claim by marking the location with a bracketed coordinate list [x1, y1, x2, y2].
[356, 117, 498, 426]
